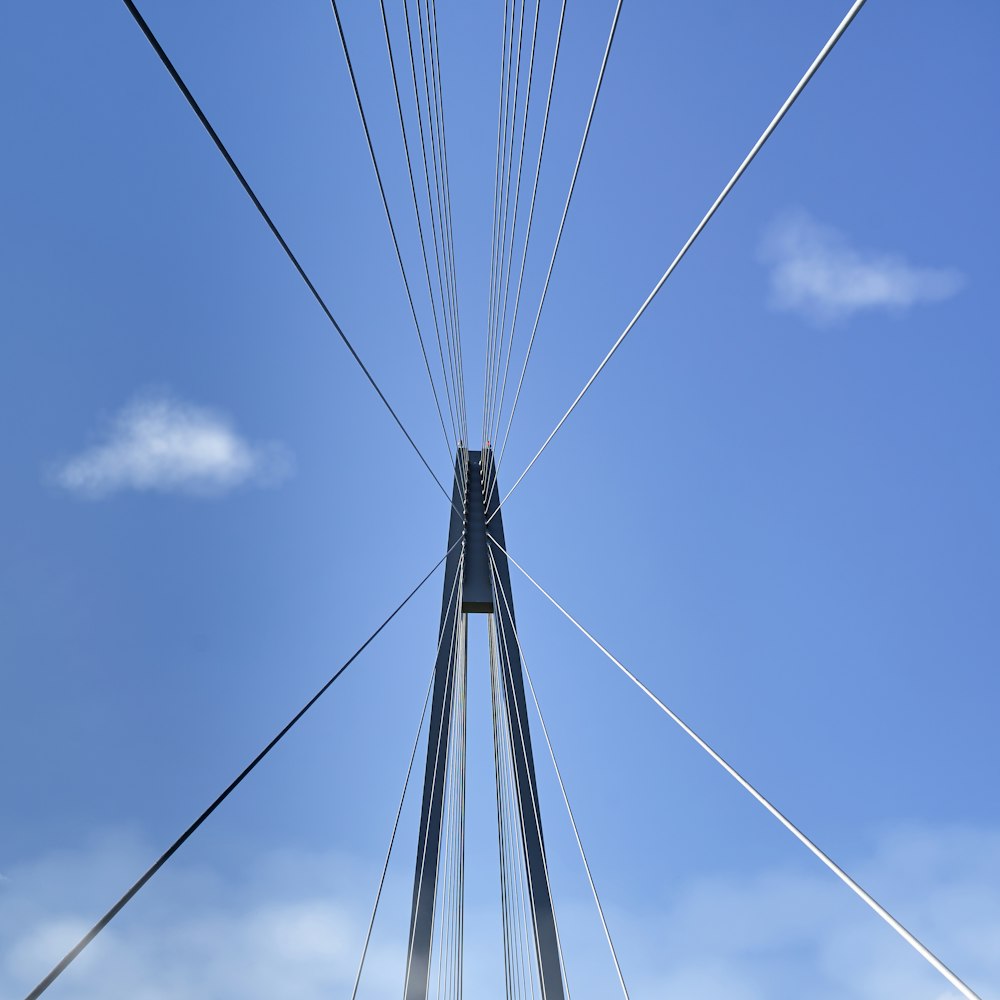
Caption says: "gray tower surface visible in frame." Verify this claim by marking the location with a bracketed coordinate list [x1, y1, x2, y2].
[403, 449, 566, 1000]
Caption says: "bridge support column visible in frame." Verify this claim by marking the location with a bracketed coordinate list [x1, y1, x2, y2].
[403, 449, 565, 1000]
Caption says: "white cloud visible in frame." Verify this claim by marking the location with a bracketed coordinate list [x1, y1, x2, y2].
[610, 823, 1000, 1000]
[1, 824, 997, 999]
[760, 211, 965, 324]
[0, 833, 394, 1000]
[53, 391, 292, 498]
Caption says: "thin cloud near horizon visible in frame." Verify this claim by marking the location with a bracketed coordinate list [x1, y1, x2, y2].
[52, 390, 293, 499]
[760, 211, 966, 325]
[1, 822, 995, 999]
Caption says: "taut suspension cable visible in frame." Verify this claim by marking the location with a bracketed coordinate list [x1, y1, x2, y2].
[425, 0, 470, 451]
[329, 0, 459, 468]
[489, 553, 572, 997]
[489, 0, 869, 522]
[486, 0, 567, 461]
[492, 0, 622, 485]
[350, 555, 465, 999]
[119, 0, 457, 513]
[24, 540, 460, 1000]
[490, 547, 630, 998]
[493, 535, 984, 1000]
[488, 0, 542, 451]
[484, 0, 519, 450]
[403, 550, 467, 995]
[408, 0, 467, 450]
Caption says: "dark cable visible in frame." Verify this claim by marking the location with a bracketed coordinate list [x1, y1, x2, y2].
[426, 0, 469, 448]
[328, 0, 460, 475]
[23, 541, 458, 1000]
[119, 0, 456, 512]
[411, 0, 465, 443]
[399, 0, 465, 454]
[378, 0, 463, 464]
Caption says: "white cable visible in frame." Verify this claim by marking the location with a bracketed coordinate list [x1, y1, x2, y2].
[492, 535, 984, 1000]
[488, 0, 869, 522]
[495, 570, 630, 998]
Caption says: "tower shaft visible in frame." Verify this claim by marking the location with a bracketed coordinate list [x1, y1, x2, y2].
[403, 449, 565, 1000]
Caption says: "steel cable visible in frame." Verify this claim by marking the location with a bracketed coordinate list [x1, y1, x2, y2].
[119, 0, 456, 512]
[329, 0, 459, 466]
[490, 0, 869, 521]
[493, 535, 984, 1000]
[25, 539, 460, 1000]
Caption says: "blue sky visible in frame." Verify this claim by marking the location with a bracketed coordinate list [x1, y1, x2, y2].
[2, 1, 999, 998]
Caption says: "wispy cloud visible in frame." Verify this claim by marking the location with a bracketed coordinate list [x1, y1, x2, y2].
[1, 825, 996, 999]
[53, 391, 292, 499]
[760, 211, 965, 324]
[613, 823, 1000, 1000]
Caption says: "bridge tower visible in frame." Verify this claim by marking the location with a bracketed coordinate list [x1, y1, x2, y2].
[403, 448, 565, 999]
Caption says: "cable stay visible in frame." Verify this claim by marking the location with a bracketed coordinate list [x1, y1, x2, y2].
[350, 551, 465, 999]
[491, 611, 547, 1000]
[420, 0, 465, 374]
[377, 0, 469, 495]
[430, 607, 468, 999]
[489, 0, 541, 450]
[487, 0, 567, 462]
[489, 552, 572, 998]
[329, 0, 460, 472]
[403, 537, 468, 999]
[489, 0, 869, 523]
[483, 0, 519, 450]
[492, 534, 984, 1000]
[119, 0, 458, 514]
[424, 0, 470, 451]
[23, 540, 460, 1000]
[490, 546, 630, 999]
[407, 0, 469, 451]
[491, 0, 622, 496]
[487, 0, 535, 450]
[491, 614, 543, 1000]
[41, 5, 983, 999]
